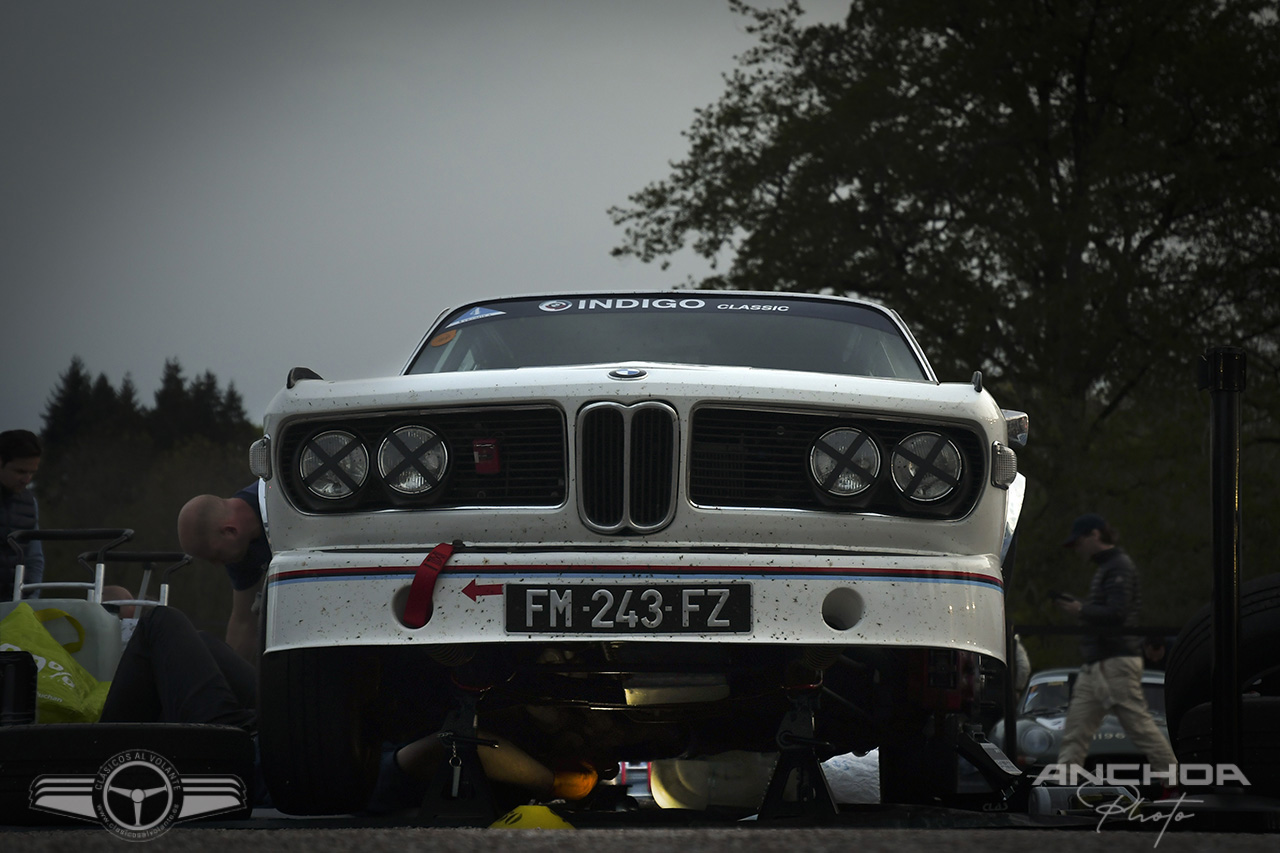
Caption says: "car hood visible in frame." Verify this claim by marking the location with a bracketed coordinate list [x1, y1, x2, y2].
[260, 362, 1015, 556]
[265, 362, 998, 426]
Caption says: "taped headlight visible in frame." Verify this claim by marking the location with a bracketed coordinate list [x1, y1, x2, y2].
[299, 430, 368, 499]
[379, 426, 448, 495]
[809, 427, 880, 497]
[891, 432, 962, 502]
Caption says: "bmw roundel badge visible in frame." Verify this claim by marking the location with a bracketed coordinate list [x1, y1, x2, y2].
[609, 368, 647, 380]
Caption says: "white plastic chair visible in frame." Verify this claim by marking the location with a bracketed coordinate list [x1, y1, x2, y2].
[3, 529, 133, 681]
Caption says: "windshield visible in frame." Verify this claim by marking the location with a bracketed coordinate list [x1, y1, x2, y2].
[1143, 681, 1165, 716]
[1022, 679, 1071, 715]
[406, 295, 929, 380]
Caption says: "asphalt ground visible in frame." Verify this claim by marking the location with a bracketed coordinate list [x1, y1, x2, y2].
[6, 793, 1279, 851]
[4, 824, 1280, 853]
[6, 752, 1277, 847]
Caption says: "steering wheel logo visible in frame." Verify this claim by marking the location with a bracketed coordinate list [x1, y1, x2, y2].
[94, 751, 183, 841]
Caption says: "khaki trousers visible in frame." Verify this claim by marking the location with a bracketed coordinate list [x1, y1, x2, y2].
[1057, 655, 1177, 774]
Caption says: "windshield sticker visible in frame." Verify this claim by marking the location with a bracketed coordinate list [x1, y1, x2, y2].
[716, 303, 789, 311]
[539, 297, 709, 312]
[429, 330, 458, 347]
[445, 295, 900, 334]
[447, 306, 507, 328]
[533, 298, 794, 313]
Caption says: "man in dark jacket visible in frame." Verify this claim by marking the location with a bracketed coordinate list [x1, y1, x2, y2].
[1055, 513, 1176, 775]
[1, 430, 44, 599]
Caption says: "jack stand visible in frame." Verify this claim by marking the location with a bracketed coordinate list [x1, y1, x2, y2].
[953, 723, 1030, 811]
[418, 691, 499, 826]
[758, 688, 840, 820]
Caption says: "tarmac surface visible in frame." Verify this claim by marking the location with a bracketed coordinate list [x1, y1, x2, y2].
[5, 823, 1280, 853]
[6, 789, 1279, 852]
[5, 752, 1277, 849]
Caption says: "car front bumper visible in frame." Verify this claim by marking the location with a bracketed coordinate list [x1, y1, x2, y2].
[263, 549, 1006, 659]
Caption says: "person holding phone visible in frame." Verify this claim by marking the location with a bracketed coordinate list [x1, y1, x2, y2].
[1054, 513, 1176, 778]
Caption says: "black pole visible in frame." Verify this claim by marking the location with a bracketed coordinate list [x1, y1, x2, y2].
[1198, 346, 1245, 766]
[1003, 536, 1018, 762]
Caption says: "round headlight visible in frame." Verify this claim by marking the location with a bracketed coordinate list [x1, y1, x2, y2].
[299, 430, 368, 500]
[891, 432, 962, 502]
[379, 426, 448, 495]
[809, 427, 880, 497]
[1019, 724, 1055, 757]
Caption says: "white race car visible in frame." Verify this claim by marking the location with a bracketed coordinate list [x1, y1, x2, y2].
[251, 291, 1027, 814]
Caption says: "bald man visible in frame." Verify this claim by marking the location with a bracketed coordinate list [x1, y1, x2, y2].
[177, 482, 271, 663]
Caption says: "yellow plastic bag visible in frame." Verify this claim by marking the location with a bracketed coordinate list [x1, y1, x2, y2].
[0, 602, 111, 723]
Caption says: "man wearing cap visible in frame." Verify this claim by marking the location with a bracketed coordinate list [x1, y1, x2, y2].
[1054, 513, 1176, 776]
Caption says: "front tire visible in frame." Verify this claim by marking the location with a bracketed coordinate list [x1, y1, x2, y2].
[258, 647, 383, 815]
[1175, 697, 1280, 797]
[1164, 573, 1280, 744]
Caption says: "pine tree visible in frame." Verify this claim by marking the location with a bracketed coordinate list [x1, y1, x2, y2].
[149, 359, 189, 450]
[41, 356, 94, 448]
[115, 375, 146, 435]
[219, 382, 254, 443]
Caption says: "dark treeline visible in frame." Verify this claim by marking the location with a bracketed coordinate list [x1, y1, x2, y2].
[34, 356, 258, 629]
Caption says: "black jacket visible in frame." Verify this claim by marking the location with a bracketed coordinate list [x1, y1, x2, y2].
[1, 485, 40, 593]
[1078, 547, 1144, 662]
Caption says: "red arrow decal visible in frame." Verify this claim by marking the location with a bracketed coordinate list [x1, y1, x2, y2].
[463, 579, 503, 601]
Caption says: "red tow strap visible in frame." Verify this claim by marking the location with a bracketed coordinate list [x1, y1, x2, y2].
[402, 542, 455, 629]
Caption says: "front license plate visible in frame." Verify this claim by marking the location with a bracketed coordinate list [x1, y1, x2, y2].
[505, 583, 751, 634]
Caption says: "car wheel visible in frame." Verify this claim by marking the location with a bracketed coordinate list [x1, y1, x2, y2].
[648, 752, 780, 810]
[1164, 573, 1280, 744]
[258, 647, 383, 815]
[1174, 696, 1280, 797]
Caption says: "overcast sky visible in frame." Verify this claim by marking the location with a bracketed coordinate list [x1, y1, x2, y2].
[2, 0, 847, 434]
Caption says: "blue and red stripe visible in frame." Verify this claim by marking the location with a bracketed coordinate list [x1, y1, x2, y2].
[268, 564, 1002, 591]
